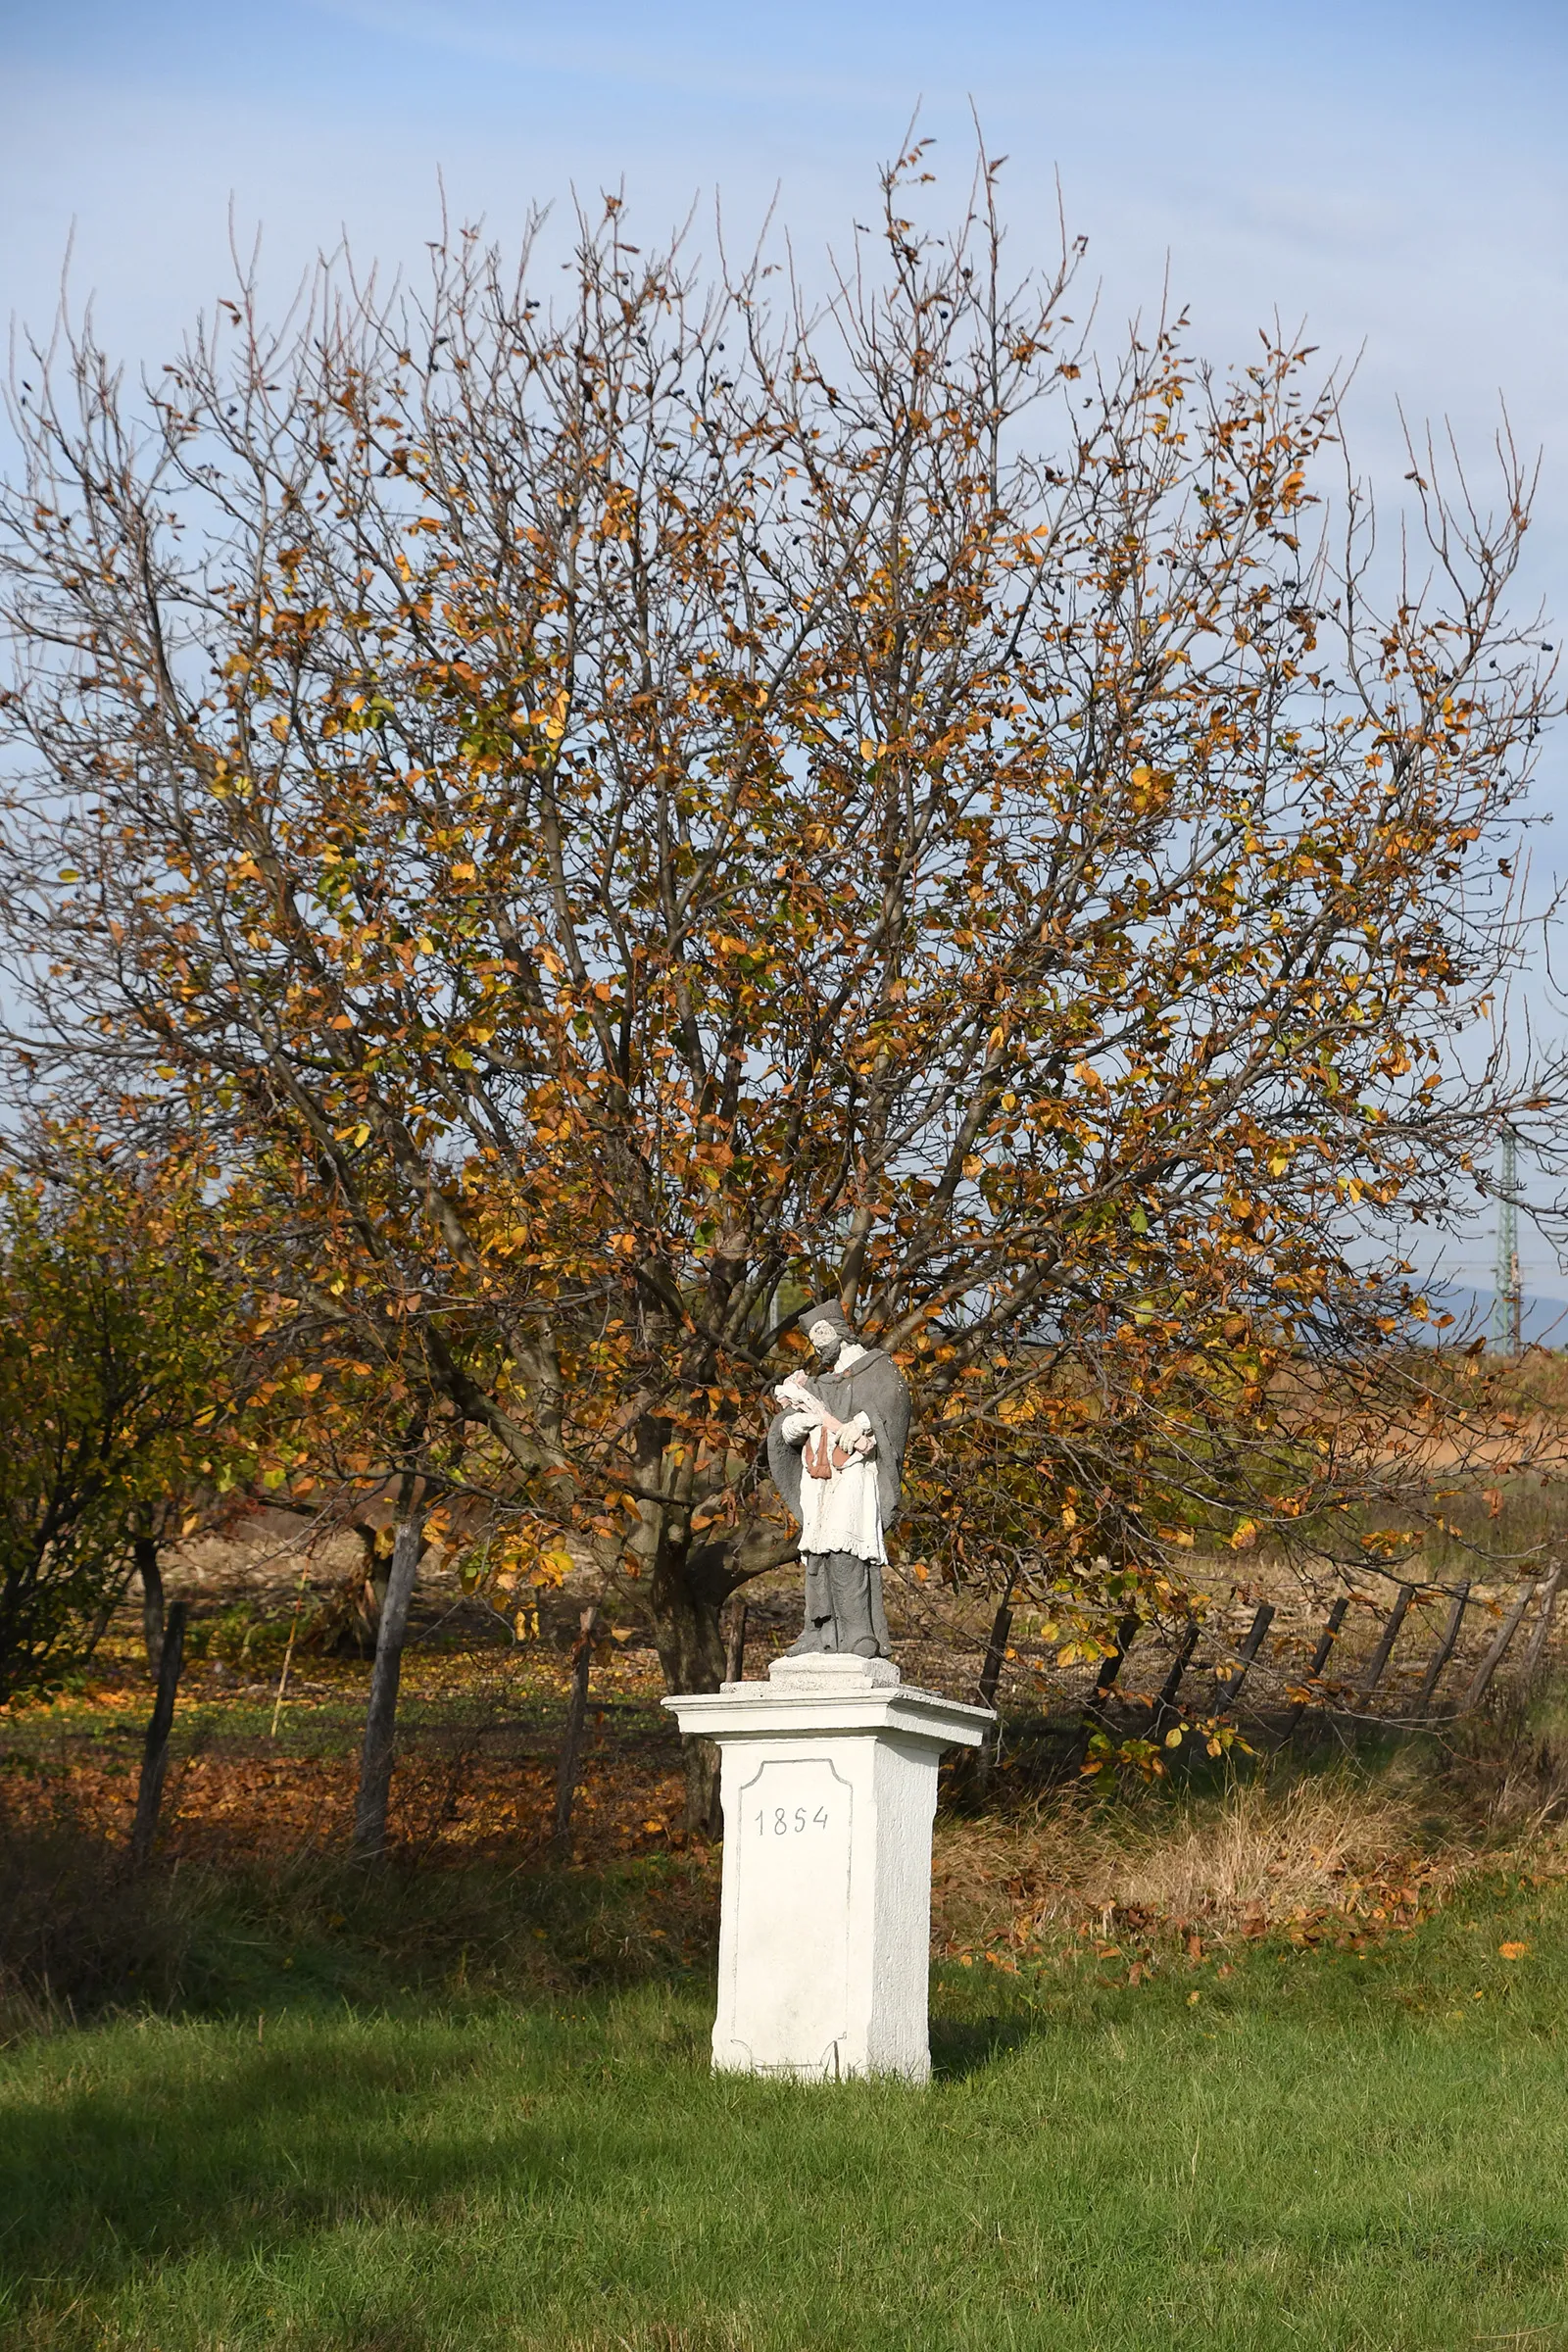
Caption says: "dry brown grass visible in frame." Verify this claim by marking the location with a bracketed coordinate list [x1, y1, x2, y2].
[930, 1763, 1507, 1961]
[1089, 1774, 1452, 1920]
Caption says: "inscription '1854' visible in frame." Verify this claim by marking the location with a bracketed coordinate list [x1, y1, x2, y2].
[756, 1804, 830, 1837]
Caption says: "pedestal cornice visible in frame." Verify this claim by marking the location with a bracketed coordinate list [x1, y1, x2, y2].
[662, 1655, 993, 1748]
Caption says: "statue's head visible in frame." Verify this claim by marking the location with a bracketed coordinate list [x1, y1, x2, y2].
[804, 1298, 855, 1369]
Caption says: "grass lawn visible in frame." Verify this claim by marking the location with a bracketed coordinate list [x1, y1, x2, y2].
[2, 1865, 1566, 2352]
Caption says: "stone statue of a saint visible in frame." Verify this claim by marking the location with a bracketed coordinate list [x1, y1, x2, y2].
[765, 1300, 911, 1658]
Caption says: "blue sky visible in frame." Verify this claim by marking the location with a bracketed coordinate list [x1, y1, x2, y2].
[3, 0, 1566, 1289]
[6, 0, 1563, 467]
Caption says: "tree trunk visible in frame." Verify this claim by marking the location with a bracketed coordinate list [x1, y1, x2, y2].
[651, 1561, 727, 1837]
[723, 1601, 750, 1686]
[130, 1600, 187, 1867]
[347, 1523, 391, 1655]
[352, 1509, 422, 1859]
[79, 1577, 125, 1665]
[135, 1532, 165, 1675]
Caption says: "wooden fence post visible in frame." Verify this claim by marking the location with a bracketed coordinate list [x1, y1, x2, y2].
[129, 1600, 188, 1868]
[965, 1567, 1025, 1794]
[1151, 1620, 1202, 1740]
[553, 1606, 601, 1857]
[1090, 1610, 1141, 1712]
[1460, 1582, 1537, 1713]
[1221, 1602, 1276, 1704]
[1357, 1583, 1415, 1703]
[1521, 1566, 1562, 1686]
[977, 1570, 1020, 1716]
[1152, 1603, 1271, 1757]
[1282, 1594, 1349, 1740]
[1414, 1584, 1470, 1717]
[1067, 1609, 1140, 1773]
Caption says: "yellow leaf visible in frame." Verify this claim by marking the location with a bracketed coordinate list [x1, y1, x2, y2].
[1498, 1941, 1530, 1960]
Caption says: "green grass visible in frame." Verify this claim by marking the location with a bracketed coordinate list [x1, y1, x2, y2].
[3, 1871, 1568, 2351]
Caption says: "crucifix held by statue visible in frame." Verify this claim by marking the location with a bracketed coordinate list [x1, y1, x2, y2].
[765, 1300, 911, 1658]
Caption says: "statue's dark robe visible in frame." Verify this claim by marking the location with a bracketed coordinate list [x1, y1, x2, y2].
[764, 1346, 911, 1538]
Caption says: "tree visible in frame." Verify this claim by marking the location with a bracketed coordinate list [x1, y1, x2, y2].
[0, 1133, 248, 1701]
[0, 155, 1554, 1817]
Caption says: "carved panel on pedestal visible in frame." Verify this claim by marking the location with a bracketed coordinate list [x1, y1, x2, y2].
[727, 1754, 853, 2074]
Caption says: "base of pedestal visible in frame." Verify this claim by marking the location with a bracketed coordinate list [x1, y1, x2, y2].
[663, 1656, 993, 2082]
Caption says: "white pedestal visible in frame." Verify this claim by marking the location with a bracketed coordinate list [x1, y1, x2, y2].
[662, 1655, 994, 2082]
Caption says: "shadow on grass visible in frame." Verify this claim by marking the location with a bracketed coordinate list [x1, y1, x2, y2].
[0, 1795, 722, 2050]
[0, 2020, 556, 2298]
[928, 2012, 1044, 2080]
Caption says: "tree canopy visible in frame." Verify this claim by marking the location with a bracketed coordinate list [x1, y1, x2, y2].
[0, 1135, 249, 1700]
[0, 154, 1554, 1804]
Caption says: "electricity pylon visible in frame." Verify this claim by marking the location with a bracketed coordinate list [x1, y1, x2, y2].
[1493, 1126, 1522, 1357]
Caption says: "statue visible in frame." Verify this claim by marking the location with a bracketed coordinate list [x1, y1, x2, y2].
[765, 1299, 911, 1658]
